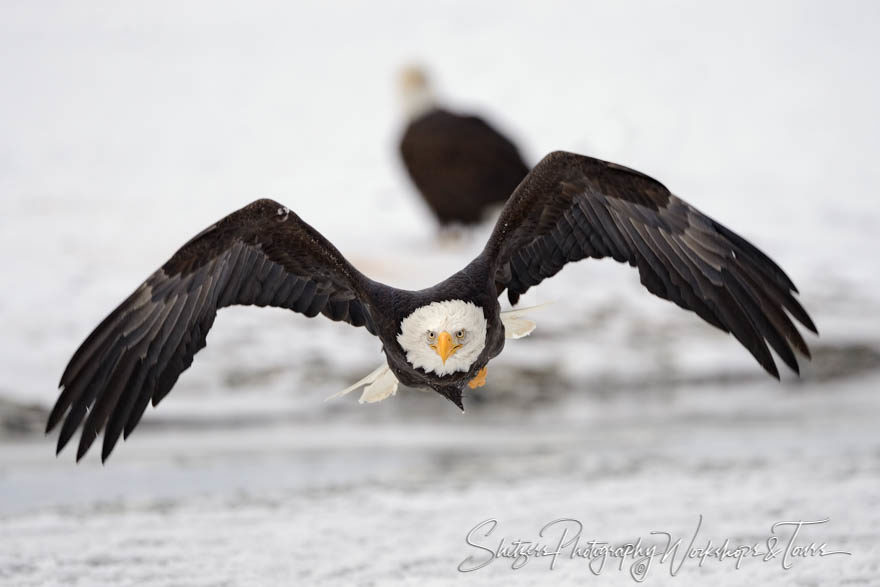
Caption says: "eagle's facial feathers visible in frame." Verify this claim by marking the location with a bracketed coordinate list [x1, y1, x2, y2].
[397, 300, 487, 376]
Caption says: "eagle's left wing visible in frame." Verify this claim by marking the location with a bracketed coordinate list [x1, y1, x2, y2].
[49, 199, 379, 461]
[481, 151, 817, 378]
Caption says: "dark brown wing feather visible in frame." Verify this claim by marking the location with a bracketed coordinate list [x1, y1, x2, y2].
[399, 109, 529, 225]
[49, 199, 377, 462]
[483, 151, 817, 378]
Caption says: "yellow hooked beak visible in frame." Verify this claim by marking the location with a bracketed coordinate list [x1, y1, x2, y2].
[431, 331, 462, 364]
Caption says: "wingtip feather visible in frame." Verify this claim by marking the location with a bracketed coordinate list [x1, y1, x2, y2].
[76, 438, 91, 462]
[766, 357, 781, 380]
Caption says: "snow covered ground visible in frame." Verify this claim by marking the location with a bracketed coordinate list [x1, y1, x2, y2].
[1, 1, 879, 585]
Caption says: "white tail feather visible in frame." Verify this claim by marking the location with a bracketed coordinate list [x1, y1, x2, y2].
[326, 363, 395, 402]
[357, 368, 400, 403]
[501, 315, 536, 339]
[500, 301, 553, 339]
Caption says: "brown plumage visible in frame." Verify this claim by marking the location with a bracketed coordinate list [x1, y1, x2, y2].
[49, 151, 816, 462]
[400, 109, 530, 224]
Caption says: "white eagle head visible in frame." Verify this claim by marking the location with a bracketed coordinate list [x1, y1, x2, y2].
[397, 64, 436, 121]
[397, 300, 487, 376]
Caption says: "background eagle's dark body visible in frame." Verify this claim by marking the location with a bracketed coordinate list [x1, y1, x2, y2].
[399, 109, 530, 225]
[48, 151, 816, 462]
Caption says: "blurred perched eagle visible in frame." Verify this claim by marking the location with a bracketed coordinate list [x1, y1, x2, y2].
[48, 151, 817, 462]
[397, 66, 530, 226]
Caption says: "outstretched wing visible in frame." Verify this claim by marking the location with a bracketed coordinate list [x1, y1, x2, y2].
[49, 199, 377, 461]
[482, 151, 817, 378]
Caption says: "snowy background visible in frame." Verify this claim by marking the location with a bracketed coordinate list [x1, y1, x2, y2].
[2, 1, 879, 585]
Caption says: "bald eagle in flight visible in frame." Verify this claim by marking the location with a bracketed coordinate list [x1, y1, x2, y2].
[48, 151, 816, 462]
[397, 66, 530, 226]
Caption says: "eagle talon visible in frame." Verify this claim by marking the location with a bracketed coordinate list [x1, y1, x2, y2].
[468, 366, 488, 389]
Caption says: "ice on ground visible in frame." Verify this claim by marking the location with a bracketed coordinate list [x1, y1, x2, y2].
[2, 374, 878, 585]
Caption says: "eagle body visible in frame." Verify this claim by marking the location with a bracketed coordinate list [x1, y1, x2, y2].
[399, 109, 530, 225]
[49, 151, 817, 461]
[366, 260, 506, 407]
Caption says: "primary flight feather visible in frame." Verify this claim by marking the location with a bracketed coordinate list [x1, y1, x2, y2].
[49, 151, 817, 461]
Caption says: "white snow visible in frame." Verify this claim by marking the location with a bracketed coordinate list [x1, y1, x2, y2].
[1, 1, 879, 585]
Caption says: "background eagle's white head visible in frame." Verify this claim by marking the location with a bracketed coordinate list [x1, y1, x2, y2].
[397, 300, 487, 376]
[397, 64, 436, 121]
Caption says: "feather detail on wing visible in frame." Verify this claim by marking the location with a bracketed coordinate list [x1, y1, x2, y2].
[483, 151, 817, 377]
[49, 199, 378, 461]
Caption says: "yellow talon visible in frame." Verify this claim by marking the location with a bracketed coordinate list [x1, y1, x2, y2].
[468, 366, 488, 389]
